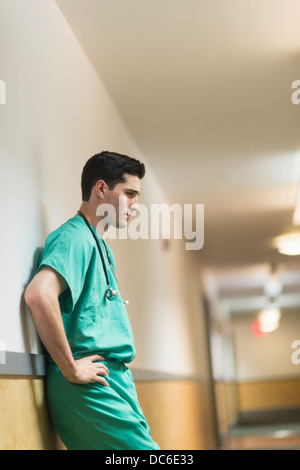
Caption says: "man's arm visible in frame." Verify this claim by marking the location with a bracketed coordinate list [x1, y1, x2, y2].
[24, 266, 109, 385]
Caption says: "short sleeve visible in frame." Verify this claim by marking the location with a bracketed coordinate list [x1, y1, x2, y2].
[37, 227, 92, 314]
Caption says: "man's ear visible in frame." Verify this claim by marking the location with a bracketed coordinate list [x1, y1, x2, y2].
[94, 180, 108, 199]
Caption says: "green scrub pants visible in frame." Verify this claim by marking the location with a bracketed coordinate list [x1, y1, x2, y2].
[47, 360, 160, 450]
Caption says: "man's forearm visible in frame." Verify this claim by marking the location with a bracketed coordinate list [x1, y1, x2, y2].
[24, 267, 109, 386]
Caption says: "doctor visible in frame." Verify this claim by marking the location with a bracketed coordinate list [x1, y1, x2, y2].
[25, 151, 160, 450]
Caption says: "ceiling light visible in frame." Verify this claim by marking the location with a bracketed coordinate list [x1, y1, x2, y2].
[258, 306, 281, 333]
[276, 233, 300, 256]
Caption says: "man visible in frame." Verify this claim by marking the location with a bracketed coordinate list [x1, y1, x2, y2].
[25, 151, 160, 450]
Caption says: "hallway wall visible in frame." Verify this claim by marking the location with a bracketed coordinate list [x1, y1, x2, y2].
[231, 309, 300, 420]
[0, 0, 214, 450]
[0, 376, 64, 450]
[136, 380, 215, 450]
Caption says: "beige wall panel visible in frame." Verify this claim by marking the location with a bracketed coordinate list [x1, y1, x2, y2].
[136, 380, 216, 450]
[215, 381, 239, 433]
[238, 378, 300, 411]
[0, 376, 64, 450]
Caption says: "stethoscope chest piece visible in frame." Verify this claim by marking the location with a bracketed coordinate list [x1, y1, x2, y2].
[105, 286, 118, 300]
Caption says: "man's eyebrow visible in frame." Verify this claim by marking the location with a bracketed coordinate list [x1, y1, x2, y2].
[126, 189, 141, 196]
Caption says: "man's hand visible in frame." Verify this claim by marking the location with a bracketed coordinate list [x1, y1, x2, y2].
[66, 354, 109, 386]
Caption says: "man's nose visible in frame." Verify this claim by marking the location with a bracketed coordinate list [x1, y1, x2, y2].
[129, 197, 139, 213]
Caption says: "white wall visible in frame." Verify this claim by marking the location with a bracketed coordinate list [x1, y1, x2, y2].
[232, 308, 300, 381]
[0, 0, 207, 379]
[0, 0, 146, 355]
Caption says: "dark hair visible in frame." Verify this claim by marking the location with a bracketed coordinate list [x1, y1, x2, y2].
[81, 151, 146, 201]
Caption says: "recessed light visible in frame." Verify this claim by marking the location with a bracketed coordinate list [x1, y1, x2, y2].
[276, 233, 300, 256]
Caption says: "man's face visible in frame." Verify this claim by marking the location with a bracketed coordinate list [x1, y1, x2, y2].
[104, 174, 141, 229]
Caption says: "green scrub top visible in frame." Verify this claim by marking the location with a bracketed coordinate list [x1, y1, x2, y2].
[36, 215, 136, 364]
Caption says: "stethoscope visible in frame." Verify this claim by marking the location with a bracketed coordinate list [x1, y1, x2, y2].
[77, 211, 128, 304]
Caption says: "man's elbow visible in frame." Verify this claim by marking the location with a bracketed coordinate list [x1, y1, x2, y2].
[24, 267, 63, 315]
[24, 282, 48, 312]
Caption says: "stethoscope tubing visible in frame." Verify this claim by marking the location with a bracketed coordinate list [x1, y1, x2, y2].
[77, 211, 118, 300]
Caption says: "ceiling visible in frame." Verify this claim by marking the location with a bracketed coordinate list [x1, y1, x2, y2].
[56, 0, 300, 304]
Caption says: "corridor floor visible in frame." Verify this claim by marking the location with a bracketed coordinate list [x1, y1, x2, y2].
[225, 422, 300, 450]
